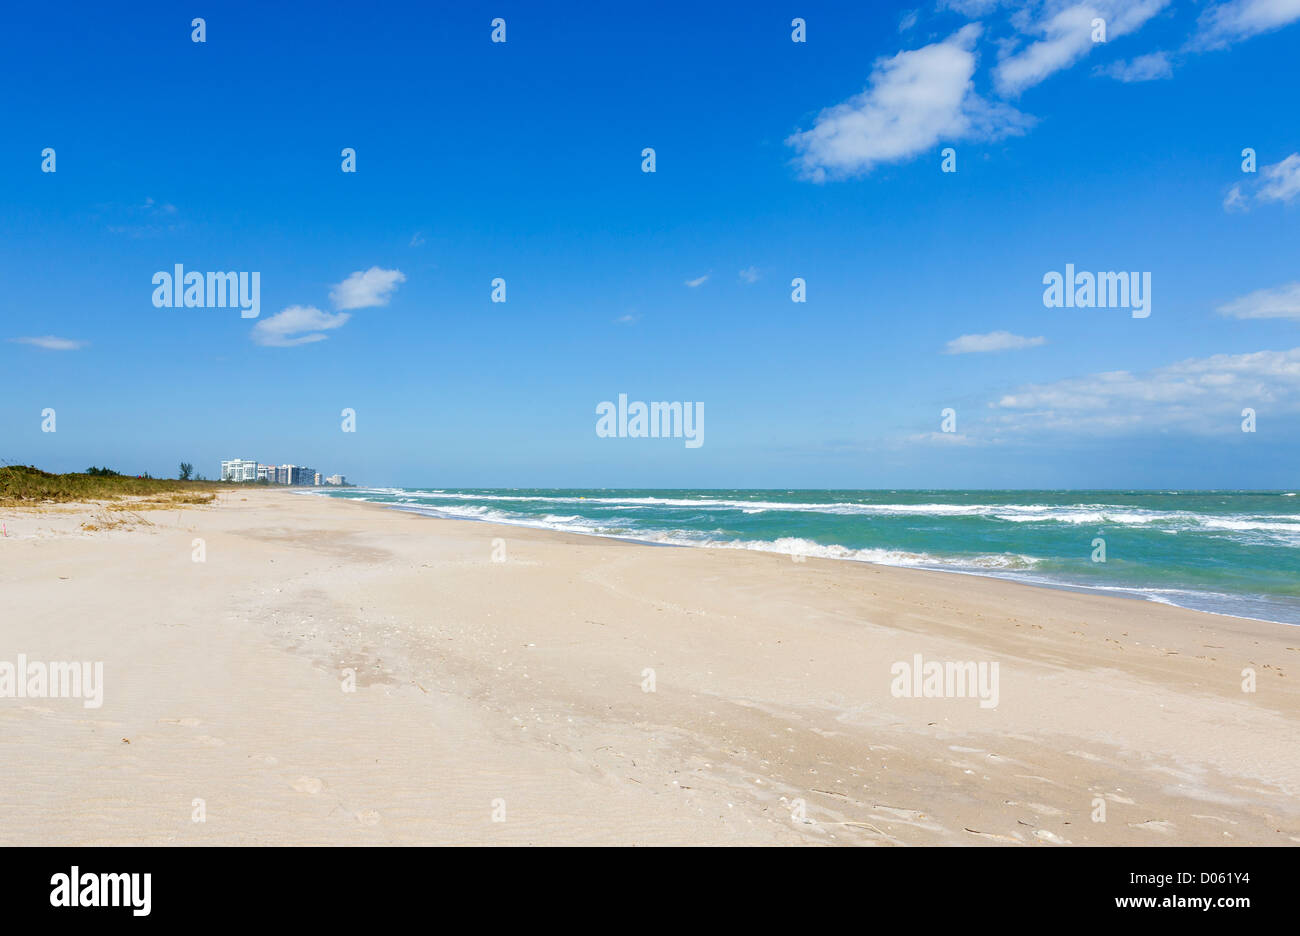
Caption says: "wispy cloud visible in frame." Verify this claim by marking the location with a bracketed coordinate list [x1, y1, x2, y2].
[329, 267, 406, 310]
[1223, 184, 1248, 212]
[994, 0, 1170, 96]
[944, 330, 1047, 353]
[1096, 51, 1173, 82]
[989, 346, 1300, 434]
[252, 305, 351, 347]
[1223, 153, 1300, 211]
[738, 266, 761, 284]
[906, 431, 982, 445]
[409, 232, 426, 247]
[1259, 153, 1300, 203]
[1190, 0, 1300, 51]
[786, 25, 1031, 182]
[614, 312, 641, 325]
[142, 196, 176, 214]
[684, 273, 710, 288]
[99, 196, 181, 238]
[8, 336, 87, 351]
[939, 0, 1004, 15]
[1218, 282, 1300, 321]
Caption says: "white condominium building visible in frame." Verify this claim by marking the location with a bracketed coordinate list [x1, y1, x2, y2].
[220, 458, 259, 482]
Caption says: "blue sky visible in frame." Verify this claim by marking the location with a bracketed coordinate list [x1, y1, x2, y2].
[2, 0, 1298, 488]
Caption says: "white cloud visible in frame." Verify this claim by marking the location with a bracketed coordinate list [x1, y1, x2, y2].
[1222, 153, 1300, 211]
[1097, 51, 1173, 81]
[7, 336, 86, 351]
[738, 266, 761, 284]
[685, 274, 710, 287]
[940, 0, 1004, 14]
[989, 346, 1300, 433]
[252, 305, 351, 347]
[906, 431, 981, 445]
[899, 9, 919, 32]
[1218, 282, 1300, 321]
[945, 330, 1047, 353]
[102, 196, 182, 237]
[329, 267, 406, 310]
[994, 0, 1170, 96]
[615, 312, 641, 324]
[1191, 0, 1300, 50]
[1259, 153, 1300, 204]
[409, 232, 426, 247]
[786, 25, 1031, 182]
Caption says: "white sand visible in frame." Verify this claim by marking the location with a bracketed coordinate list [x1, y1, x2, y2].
[1, 489, 1297, 845]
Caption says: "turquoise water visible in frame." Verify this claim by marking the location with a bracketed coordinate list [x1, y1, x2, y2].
[320, 488, 1300, 624]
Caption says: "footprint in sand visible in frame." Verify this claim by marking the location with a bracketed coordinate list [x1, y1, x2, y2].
[354, 809, 381, 826]
[159, 717, 201, 727]
[291, 776, 324, 794]
[194, 735, 225, 747]
[1033, 829, 1071, 844]
[1130, 819, 1175, 835]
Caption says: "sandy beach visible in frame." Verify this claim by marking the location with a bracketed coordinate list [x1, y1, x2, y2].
[1, 489, 1297, 846]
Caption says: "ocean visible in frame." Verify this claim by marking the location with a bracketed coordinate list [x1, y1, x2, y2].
[318, 488, 1300, 625]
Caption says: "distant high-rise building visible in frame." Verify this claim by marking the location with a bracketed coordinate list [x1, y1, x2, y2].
[223, 460, 332, 485]
[220, 458, 258, 482]
[326, 474, 346, 486]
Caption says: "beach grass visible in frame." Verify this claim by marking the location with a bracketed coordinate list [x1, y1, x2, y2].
[0, 465, 221, 506]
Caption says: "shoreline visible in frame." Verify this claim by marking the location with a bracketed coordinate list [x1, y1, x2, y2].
[315, 489, 1300, 628]
[3, 488, 1297, 845]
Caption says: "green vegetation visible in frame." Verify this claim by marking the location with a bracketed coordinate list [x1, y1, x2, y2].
[0, 465, 220, 505]
[179, 462, 194, 481]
